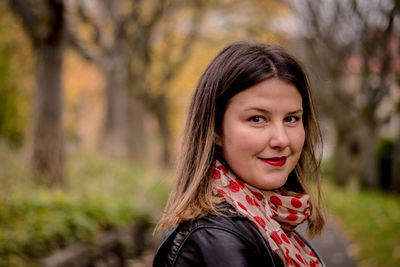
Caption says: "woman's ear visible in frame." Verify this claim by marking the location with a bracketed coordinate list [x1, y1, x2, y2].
[215, 133, 223, 147]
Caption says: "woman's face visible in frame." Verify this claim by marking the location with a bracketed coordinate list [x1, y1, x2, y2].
[217, 78, 305, 190]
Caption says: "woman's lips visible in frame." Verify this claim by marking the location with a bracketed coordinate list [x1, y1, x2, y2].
[260, 156, 287, 167]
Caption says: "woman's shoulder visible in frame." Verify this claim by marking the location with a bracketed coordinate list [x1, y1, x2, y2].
[192, 211, 262, 241]
[153, 211, 282, 267]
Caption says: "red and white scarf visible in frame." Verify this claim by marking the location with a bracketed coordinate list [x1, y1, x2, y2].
[212, 161, 321, 267]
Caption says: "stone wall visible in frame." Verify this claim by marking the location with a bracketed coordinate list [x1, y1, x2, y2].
[41, 221, 152, 267]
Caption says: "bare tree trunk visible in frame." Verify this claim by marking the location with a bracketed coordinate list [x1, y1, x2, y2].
[31, 13, 66, 186]
[335, 141, 352, 186]
[8, 0, 68, 186]
[153, 95, 171, 168]
[334, 123, 359, 186]
[358, 123, 379, 188]
[126, 94, 147, 161]
[102, 56, 127, 157]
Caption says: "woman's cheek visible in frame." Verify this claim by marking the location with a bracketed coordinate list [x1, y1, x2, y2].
[235, 128, 265, 149]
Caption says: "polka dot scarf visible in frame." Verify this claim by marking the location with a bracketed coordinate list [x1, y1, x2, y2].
[212, 162, 321, 267]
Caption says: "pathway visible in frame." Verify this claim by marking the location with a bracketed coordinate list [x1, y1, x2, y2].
[298, 217, 358, 267]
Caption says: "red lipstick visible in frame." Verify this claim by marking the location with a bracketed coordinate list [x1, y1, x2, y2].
[260, 157, 287, 167]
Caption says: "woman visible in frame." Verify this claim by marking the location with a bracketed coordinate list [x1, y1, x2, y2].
[153, 41, 325, 267]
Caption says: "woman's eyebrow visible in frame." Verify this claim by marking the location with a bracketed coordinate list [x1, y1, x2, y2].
[287, 109, 303, 115]
[243, 107, 271, 114]
[243, 107, 303, 114]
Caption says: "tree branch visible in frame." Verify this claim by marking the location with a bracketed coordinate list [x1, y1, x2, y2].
[161, 0, 205, 85]
[67, 25, 100, 64]
[8, 0, 38, 39]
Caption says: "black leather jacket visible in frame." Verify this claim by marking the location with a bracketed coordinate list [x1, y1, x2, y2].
[153, 211, 324, 267]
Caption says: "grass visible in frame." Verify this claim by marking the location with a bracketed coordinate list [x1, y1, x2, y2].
[324, 182, 400, 267]
[0, 148, 171, 267]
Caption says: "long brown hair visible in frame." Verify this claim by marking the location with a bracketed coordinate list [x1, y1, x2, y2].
[156, 41, 324, 236]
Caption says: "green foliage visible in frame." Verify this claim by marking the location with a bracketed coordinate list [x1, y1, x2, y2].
[324, 182, 400, 267]
[0, 40, 25, 147]
[0, 151, 168, 267]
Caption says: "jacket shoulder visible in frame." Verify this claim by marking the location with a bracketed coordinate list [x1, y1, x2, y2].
[153, 214, 282, 267]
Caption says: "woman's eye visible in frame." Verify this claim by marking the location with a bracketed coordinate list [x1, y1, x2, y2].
[285, 116, 299, 123]
[249, 116, 265, 123]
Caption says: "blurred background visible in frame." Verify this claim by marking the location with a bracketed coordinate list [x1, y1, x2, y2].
[0, 0, 399, 266]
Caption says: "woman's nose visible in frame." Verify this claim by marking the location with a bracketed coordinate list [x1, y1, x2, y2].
[269, 124, 290, 149]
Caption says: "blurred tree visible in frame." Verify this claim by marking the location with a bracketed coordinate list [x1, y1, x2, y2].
[128, 0, 205, 167]
[68, 0, 205, 166]
[290, 0, 400, 189]
[8, 0, 66, 186]
[67, 0, 131, 157]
